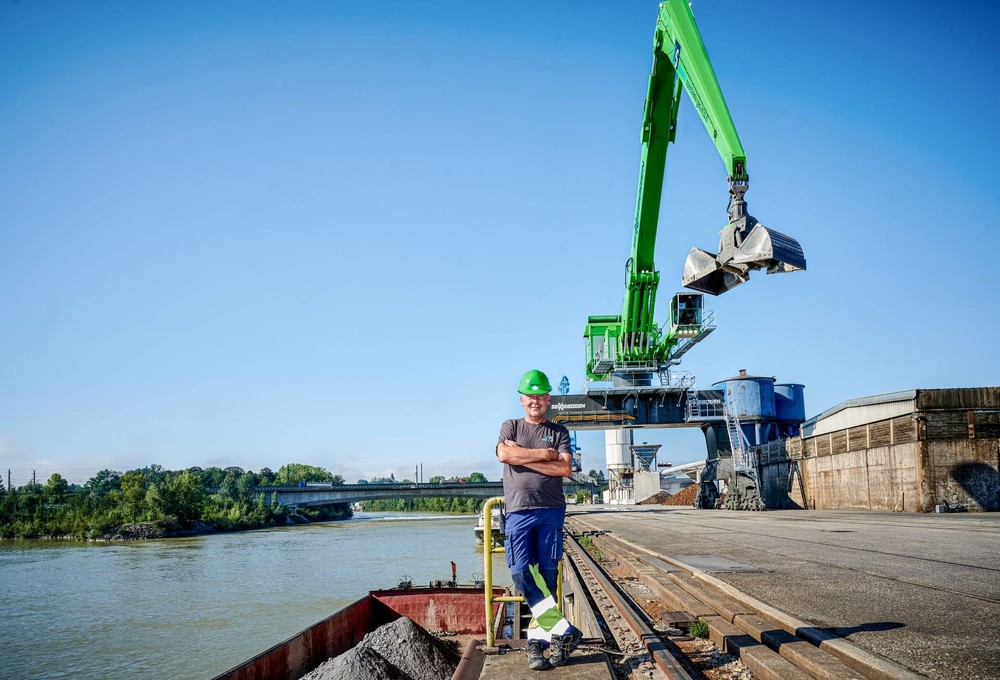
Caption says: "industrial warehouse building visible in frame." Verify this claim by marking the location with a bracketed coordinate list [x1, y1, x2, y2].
[758, 387, 1000, 512]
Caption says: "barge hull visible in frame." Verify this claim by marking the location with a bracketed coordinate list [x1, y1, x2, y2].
[213, 586, 504, 680]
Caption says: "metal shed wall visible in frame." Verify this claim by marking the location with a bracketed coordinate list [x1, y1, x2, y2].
[760, 387, 1000, 512]
[916, 387, 1000, 410]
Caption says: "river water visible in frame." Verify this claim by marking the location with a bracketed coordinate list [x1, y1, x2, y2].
[0, 512, 511, 680]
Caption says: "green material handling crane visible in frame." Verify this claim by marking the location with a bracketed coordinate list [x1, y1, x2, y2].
[584, 0, 805, 382]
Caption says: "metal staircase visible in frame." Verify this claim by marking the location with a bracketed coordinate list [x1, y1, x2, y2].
[724, 403, 755, 473]
[722, 399, 766, 511]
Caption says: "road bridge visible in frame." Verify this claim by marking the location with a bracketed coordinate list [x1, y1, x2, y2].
[259, 480, 596, 508]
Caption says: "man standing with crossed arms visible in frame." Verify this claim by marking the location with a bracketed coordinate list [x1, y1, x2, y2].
[496, 369, 582, 670]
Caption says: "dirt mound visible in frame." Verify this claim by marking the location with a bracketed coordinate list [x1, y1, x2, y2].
[302, 616, 459, 680]
[662, 484, 698, 506]
[638, 491, 672, 505]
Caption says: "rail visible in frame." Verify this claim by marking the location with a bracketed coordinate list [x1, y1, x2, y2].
[481, 496, 562, 648]
[564, 533, 695, 680]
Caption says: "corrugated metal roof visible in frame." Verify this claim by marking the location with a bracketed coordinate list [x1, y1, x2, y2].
[801, 390, 916, 438]
[799, 387, 1000, 439]
[804, 390, 917, 426]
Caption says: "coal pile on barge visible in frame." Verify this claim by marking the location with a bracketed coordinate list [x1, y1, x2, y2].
[301, 616, 459, 680]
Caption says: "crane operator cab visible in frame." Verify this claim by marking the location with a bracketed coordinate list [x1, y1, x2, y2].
[669, 293, 703, 337]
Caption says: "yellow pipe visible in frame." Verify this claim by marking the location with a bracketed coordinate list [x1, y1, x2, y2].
[557, 556, 563, 607]
[482, 496, 509, 647]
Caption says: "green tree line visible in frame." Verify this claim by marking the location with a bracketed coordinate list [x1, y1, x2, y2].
[0, 463, 351, 540]
[360, 496, 485, 513]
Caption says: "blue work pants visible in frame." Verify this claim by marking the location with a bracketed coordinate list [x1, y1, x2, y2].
[504, 507, 565, 610]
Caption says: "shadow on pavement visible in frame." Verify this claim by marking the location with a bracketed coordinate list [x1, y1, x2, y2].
[827, 622, 906, 636]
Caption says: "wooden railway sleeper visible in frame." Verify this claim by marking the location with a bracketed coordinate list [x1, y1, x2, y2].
[565, 534, 697, 680]
[585, 531, 872, 680]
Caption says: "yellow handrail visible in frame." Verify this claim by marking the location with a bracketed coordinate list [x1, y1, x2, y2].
[482, 497, 508, 647]
[482, 496, 563, 647]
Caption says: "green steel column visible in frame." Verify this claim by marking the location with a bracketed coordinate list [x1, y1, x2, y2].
[630, 48, 676, 278]
[658, 0, 747, 180]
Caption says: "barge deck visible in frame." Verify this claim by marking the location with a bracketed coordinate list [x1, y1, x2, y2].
[474, 643, 612, 680]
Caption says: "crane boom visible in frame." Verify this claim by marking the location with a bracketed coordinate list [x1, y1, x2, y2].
[585, 0, 805, 382]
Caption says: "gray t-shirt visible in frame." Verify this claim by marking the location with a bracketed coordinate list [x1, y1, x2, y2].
[496, 418, 572, 513]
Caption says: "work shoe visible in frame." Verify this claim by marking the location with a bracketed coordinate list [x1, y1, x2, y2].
[549, 626, 583, 667]
[526, 639, 551, 671]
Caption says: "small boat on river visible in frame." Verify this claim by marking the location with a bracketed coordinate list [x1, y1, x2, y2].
[474, 506, 505, 547]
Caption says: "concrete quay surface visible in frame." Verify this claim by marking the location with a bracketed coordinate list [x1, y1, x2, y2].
[566, 506, 1000, 680]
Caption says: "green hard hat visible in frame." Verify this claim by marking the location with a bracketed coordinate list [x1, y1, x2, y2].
[518, 369, 552, 395]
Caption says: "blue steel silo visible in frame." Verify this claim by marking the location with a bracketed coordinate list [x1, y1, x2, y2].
[697, 370, 807, 512]
[712, 370, 777, 446]
[774, 383, 806, 437]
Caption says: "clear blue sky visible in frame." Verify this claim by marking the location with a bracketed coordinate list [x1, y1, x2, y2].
[2, 1, 997, 486]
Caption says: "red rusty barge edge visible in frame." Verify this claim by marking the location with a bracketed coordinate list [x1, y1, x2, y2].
[212, 585, 506, 680]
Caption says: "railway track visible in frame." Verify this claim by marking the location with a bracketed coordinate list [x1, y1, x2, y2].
[564, 527, 924, 680]
[564, 533, 698, 680]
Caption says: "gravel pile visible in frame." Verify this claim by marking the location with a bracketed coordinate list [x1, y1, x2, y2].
[661, 484, 698, 506]
[304, 645, 404, 680]
[637, 491, 672, 505]
[301, 616, 459, 680]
